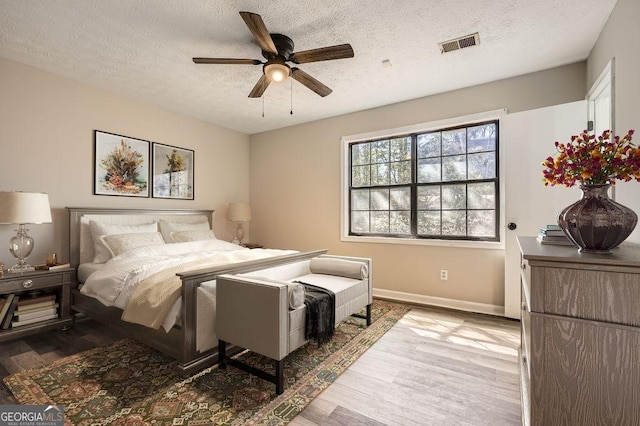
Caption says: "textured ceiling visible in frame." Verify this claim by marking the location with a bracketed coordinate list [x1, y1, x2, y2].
[0, 0, 617, 135]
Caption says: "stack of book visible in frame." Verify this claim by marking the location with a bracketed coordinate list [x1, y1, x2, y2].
[0, 293, 58, 329]
[537, 225, 574, 246]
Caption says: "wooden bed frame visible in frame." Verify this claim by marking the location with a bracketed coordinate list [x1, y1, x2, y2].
[67, 207, 326, 375]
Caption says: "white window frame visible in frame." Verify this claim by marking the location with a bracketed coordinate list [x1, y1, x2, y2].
[341, 109, 507, 249]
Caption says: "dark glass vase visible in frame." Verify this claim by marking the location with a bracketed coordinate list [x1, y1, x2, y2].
[558, 184, 638, 254]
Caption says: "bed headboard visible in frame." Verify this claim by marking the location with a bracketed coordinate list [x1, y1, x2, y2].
[67, 207, 214, 267]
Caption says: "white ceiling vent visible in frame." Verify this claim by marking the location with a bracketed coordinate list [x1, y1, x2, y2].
[439, 33, 480, 53]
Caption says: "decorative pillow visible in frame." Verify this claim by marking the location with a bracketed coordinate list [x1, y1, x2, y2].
[158, 220, 211, 242]
[309, 258, 369, 280]
[250, 277, 306, 310]
[170, 229, 217, 243]
[100, 232, 164, 258]
[287, 282, 306, 309]
[89, 221, 158, 263]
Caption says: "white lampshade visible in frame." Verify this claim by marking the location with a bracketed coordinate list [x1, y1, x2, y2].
[228, 202, 252, 222]
[0, 192, 52, 224]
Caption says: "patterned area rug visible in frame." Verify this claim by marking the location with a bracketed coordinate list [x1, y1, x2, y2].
[4, 300, 410, 425]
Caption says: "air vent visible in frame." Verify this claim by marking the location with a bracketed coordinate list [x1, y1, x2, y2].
[439, 32, 480, 53]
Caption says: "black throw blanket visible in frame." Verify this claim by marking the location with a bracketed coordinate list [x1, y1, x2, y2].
[294, 281, 336, 345]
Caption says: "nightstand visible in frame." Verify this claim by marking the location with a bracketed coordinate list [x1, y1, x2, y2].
[0, 267, 74, 343]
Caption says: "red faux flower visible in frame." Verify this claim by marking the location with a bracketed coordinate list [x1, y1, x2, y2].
[542, 129, 640, 187]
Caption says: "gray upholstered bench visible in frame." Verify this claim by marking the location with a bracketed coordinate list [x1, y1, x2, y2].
[216, 254, 372, 394]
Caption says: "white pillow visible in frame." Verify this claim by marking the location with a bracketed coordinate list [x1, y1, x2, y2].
[100, 232, 164, 257]
[170, 229, 217, 243]
[159, 220, 211, 242]
[309, 258, 369, 280]
[287, 282, 305, 309]
[250, 277, 305, 310]
[89, 221, 158, 263]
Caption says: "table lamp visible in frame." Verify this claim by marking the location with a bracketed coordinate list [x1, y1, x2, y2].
[0, 192, 52, 273]
[227, 202, 252, 245]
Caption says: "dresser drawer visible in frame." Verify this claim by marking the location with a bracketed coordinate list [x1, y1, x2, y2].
[543, 267, 640, 326]
[531, 314, 640, 424]
[0, 272, 66, 293]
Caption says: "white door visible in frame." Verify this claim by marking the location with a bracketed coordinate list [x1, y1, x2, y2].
[502, 100, 586, 318]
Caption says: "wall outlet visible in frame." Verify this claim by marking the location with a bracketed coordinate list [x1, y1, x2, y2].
[440, 269, 448, 280]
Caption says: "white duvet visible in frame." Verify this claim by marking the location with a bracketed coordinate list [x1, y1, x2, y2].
[81, 239, 244, 310]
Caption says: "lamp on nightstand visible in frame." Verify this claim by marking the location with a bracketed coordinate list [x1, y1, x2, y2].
[0, 192, 52, 273]
[227, 202, 252, 245]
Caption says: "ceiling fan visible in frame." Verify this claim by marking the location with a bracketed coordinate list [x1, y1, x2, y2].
[193, 11, 354, 98]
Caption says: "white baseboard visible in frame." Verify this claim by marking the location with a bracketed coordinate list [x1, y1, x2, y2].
[373, 288, 505, 317]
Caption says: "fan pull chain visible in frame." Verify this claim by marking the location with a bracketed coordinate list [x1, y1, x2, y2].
[262, 95, 265, 118]
[290, 78, 293, 115]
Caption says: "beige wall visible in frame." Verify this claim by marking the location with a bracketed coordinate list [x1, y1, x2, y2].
[0, 57, 250, 268]
[587, 0, 640, 244]
[250, 63, 586, 309]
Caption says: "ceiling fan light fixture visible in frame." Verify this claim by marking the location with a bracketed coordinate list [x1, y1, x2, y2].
[194, 12, 353, 98]
[264, 62, 290, 82]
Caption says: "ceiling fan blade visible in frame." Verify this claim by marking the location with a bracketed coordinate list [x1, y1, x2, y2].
[193, 58, 262, 65]
[291, 67, 332, 97]
[239, 11, 278, 55]
[291, 44, 354, 64]
[248, 74, 271, 98]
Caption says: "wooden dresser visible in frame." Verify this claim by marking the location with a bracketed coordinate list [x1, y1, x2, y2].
[518, 236, 640, 426]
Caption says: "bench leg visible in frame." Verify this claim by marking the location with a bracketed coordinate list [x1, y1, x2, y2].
[218, 340, 227, 369]
[351, 304, 373, 326]
[223, 353, 287, 395]
[275, 359, 285, 395]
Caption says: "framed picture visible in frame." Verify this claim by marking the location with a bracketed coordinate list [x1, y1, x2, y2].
[152, 143, 194, 200]
[94, 131, 150, 197]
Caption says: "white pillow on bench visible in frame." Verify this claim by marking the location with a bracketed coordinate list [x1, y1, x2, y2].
[309, 258, 369, 280]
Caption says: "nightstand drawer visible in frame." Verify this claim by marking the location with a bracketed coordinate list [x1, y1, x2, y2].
[1, 272, 66, 292]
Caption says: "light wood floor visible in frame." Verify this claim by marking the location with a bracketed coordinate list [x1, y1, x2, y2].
[0, 305, 522, 425]
[292, 305, 522, 425]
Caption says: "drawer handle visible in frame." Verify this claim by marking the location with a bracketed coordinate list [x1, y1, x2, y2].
[22, 279, 33, 289]
[522, 356, 527, 366]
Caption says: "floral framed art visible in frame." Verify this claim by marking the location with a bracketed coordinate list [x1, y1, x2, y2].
[94, 130, 150, 197]
[152, 143, 194, 200]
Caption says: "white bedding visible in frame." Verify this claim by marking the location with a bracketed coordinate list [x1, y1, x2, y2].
[81, 239, 244, 309]
[77, 262, 103, 283]
[79, 239, 295, 351]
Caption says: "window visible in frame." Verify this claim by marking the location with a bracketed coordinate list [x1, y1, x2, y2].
[348, 120, 499, 242]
